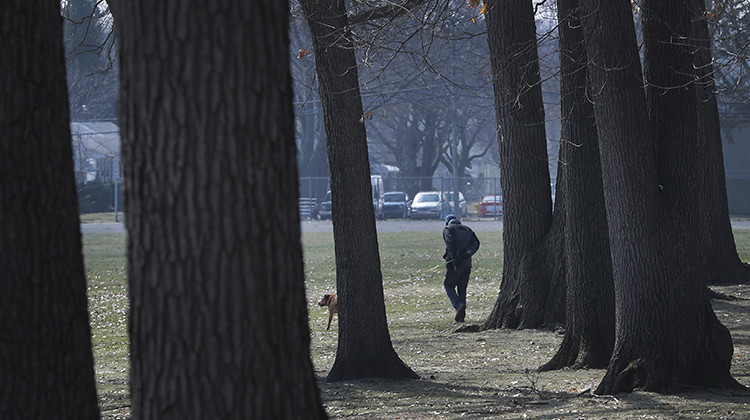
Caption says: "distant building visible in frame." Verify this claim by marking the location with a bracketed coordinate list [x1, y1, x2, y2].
[71, 121, 120, 184]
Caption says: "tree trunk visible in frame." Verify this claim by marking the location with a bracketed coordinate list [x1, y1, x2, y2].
[418, 112, 444, 191]
[299, 0, 418, 381]
[118, 2, 327, 417]
[689, 0, 750, 285]
[642, 0, 744, 391]
[539, 0, 615, 371]
[578, 0, 745, 393]
[482, 0, 565, 330]
[0, 1, 100, 418]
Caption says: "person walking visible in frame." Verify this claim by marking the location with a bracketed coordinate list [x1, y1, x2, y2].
[442, 214, 480, 322]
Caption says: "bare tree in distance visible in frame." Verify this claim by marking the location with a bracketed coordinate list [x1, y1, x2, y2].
[292, 0, 501, 192]
[290, 17, 330, 202]
[706, 0, 750, 110]
[63, 0, 118, 120]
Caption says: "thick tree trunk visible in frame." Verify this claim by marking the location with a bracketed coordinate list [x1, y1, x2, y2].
[539, 0, 614, 372]
[641, 0, 744, 391]
[689, 0, 750, 285]
[482, 0, 564, 331]
[118, 2, 327, 417]
[0, 2, 100, 418]
[580, 0, 676, 393]
[298, 111, 329, 179]
[300, 0, 418, 381]
[579, 0, 745, 393]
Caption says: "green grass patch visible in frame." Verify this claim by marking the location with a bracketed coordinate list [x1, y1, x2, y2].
[80, 212, 123, 223]
[85, 228, 750, 418]
[735, 230, 750, 262]
[83, 233, 129, 416]
[304, 230, 504, 335]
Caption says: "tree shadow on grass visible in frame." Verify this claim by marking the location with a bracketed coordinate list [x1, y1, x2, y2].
[317, 374, 570, 418]
[318, 375, 750, 419]
[316, 372, 706, 418]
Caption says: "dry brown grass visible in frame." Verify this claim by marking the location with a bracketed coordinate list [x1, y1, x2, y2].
[88, 230, 750, 419]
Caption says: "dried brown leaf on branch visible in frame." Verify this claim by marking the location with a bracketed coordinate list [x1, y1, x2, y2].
[359, 111, 374, 123]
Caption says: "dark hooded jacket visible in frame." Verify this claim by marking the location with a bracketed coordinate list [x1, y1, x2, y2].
[442, 219, 480, 269]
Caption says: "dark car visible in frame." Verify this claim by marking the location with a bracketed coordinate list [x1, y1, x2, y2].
[383, 192, 411, 219]
[318, 191, 332, 220]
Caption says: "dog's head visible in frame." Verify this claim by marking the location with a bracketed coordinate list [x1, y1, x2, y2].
[318, 294, 332, 306]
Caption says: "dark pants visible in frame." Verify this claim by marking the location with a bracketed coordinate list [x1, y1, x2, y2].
[444, 265, 470, 309]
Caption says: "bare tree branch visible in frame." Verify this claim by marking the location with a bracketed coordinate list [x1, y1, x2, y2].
[348, 0, 430, 25]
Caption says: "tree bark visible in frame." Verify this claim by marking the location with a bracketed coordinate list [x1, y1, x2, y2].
[0, 1, 100, 418]
[580, 0, 674, 393]
[482, 0, 565, 331]
[578, 0, 745, 393]
[118, 1, 327, 417]
[689, 0, 750, 285]
[642, 0, 744, 391]
[299, 0, 418, 381]
[539, 0, 615, 371]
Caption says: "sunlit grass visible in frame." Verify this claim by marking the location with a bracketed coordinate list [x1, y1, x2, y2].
[80, 212, 123, 223]
[84, 228, 750, 418]
[735, 230, 750, 262]
[83, 233, 129, 416]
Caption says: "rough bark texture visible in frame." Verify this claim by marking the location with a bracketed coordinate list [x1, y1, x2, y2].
[299, 0, 418, 381]
[118, 2, 327, 418]
[482, 0, 565, 331]
[689, 0, 750, 285]
[580, 0, 675, 393]
[539, 0, 614, 372]
[0, 1, 100, 418]
[642, 0, 744, 391]
[579, 0, 744, 394]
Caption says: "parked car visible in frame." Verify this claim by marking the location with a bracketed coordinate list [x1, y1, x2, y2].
[410, 191, 444, 219]
[318, 191, 332, 220]
[480, 195, 503, 217]
[382, 191, 411, 219]
[317, 175, 385, 220]
[371, 175, 385, 220]
[443, 191, 467, 217]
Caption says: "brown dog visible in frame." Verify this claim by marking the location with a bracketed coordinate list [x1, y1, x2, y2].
[318, 293, 338, 330]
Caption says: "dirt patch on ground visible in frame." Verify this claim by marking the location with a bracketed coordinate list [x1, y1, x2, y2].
[309, 285, 750, 419]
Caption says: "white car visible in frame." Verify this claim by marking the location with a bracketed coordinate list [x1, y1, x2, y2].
[410, 191, 467, 219]
[410, 191, 444, 219]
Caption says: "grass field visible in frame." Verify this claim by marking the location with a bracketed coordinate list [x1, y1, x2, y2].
[85, 229, 750, 419]
[80, 212, 124, 224]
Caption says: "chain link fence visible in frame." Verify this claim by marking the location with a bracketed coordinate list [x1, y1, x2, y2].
[298, 176, 503, 219]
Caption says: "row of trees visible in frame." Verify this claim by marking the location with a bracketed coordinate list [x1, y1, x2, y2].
[480, 0, 750, 393]
[292, 0, 749, 201]
[2, 0, 749, 418]
[4, 0, 327, 417]
[291, 1, 504, 198]
[297, 0, 750, 396]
